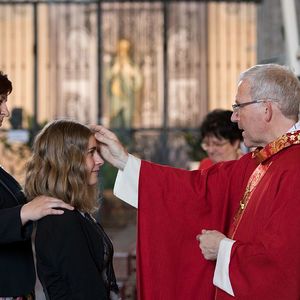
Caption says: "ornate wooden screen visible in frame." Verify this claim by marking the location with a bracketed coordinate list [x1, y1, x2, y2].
[0, 0, 257, 166]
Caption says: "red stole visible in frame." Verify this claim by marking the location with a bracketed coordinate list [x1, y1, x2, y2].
[229, 129, 300, 239]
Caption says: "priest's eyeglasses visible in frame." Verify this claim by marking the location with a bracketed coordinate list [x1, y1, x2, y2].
[232, 99, 279, 113]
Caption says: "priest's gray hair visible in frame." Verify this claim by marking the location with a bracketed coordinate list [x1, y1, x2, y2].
[239, 63, 300, 121]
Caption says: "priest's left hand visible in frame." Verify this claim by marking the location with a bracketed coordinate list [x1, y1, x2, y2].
[196, 229, 226, 260]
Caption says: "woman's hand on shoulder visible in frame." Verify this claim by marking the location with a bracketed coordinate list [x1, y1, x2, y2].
[20, 196, 74, 225]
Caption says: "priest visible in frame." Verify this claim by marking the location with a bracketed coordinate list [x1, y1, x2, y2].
[94, 64, 300, 299]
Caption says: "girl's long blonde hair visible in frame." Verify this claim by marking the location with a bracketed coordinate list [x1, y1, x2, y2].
[24, 119, 98, 213]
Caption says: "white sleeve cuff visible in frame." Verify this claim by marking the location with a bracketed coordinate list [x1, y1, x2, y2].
[113, 154, 141, 208]
[213, 237, 236, 296]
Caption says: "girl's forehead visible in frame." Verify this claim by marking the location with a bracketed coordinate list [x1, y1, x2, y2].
[88, 135, 97, 147]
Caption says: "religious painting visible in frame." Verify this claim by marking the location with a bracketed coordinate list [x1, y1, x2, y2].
[105, 38, 143, 128]
[101, 2, 164, 129]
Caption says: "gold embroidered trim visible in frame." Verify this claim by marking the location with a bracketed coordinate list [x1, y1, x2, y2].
[253, 130, 300, 163]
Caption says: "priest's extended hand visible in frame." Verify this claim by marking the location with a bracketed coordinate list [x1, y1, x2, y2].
[91, 125, 129, 170]
[196, 229, 226, 260]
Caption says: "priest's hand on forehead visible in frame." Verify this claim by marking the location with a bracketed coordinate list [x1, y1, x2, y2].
[90, 125, 129, 170]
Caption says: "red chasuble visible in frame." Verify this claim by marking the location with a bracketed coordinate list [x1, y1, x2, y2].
[137, 131, 300, 300]
[216, 132, 300, 300]
[137, 153, 257, 299]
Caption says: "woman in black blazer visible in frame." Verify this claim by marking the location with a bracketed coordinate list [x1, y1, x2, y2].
[0, 72, 73, 299]
[24, 120, 120, 300]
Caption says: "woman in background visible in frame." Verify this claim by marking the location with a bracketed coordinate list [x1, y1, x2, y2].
[199, 109, 244, 170]
[24, 119, 119, 300]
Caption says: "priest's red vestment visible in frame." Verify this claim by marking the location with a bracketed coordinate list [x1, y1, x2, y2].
[137, 136, 300, 299]
[217, 142, 300, 300]
[137, 153, 256, 299]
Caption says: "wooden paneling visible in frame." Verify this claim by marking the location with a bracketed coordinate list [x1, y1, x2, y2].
[0, 5, 33, 129]
[168, 2, 208, 127]
[0, 1, 257, 129]
[207, 1, 257, 110]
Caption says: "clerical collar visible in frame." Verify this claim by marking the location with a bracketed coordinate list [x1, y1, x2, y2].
[289, 120, 300, 132]
[253, 129, 300, 163]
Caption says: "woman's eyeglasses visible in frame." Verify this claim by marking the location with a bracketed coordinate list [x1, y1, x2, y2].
[201, 140, 229, 151]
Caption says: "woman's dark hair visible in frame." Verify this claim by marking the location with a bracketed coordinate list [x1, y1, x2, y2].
[200, 109, 243, 144]
[0, 71, 12, 95]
